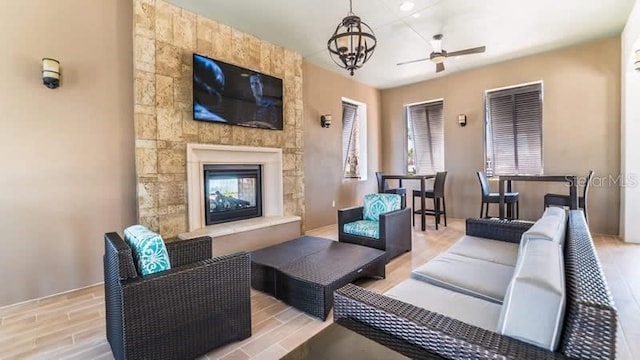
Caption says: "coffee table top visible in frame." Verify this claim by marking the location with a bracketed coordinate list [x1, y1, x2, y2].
[282, 319, 444, 360]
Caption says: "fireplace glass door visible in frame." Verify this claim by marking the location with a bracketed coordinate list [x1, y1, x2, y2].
[203, 164, 262, 225]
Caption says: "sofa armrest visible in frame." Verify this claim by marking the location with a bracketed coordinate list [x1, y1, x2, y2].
[334, 284, 564, 360]
[338, 206, 364, 232]
[165, 236, 212, 267]
[380, 207, 412, 257]
[465, 218, 533, 243]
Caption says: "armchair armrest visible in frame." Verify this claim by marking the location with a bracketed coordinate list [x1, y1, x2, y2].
[465, 218, 533, 243]
[334, 284, 564, 360]
[338, 206, 364, 233]
[165, 235, 212, 267]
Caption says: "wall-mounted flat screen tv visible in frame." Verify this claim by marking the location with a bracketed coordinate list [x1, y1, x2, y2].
[193, 53, 283, 130]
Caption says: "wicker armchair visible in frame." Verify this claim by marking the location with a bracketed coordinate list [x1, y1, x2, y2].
[103, 233, 251, 360]
[338, 198, 412, 263]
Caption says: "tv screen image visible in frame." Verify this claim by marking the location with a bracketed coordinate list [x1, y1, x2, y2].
[193, 53, 284, 130]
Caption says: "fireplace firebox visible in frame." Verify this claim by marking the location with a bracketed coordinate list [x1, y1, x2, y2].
[203, 164, 262, 225]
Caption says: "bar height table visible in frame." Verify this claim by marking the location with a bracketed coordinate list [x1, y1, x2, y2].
[381, 174, 436, 231]
[497, 175, 578, 219]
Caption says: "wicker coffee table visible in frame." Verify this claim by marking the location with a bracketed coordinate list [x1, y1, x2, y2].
[250, 236, 385, 320]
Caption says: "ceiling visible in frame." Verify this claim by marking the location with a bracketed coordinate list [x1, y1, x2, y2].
[168, 0, 634, 89]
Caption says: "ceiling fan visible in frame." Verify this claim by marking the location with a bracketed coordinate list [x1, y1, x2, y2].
[397, 34, 486, 73]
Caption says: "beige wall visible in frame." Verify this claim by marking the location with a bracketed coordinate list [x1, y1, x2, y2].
[303, 62, 382, 230]
[382, 37, 621, 235]
[0, 0, 135, 306]
[133, 0, 304, 237]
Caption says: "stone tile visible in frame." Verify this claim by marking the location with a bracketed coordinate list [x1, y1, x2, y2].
[232, 127, 246, 145]
[134, 35, 155, 73]
[174, 74, 191, 107]
[231, 29, 245, 65]
[159, 213, 187, 238]
[135, 71, 155, 107]
[283, 176, 295, 195]
[213, 24, 232, 63]
[156, 41, 182, 77]
[158, 173, 186, 182]
[157, 147, 185, 174]
[245, 34, 261, 69]
[157, 107, 182, 141]
[260, 42, 272, 74]
[134, 112, 157, 140]
[174, 12, 196, 49]
[139, 215, 159, 232]
[135, 104, 156, 116]
[137, 182, 158, 210]
[134, 0, 155, 38]
[182, 110, 198, 136]
[271, 46, 285, 78]
[155, 74, 173, 107]
[135, 148, 157, 175]
[158, 181, 185, 207]
[156, 0, 180, 43]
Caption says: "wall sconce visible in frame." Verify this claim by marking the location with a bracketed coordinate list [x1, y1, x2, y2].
[635, 50, 640, 72]
[321, 114, 332, 128]
[457, 114, 467, 127]
[42, 58, 61, 89]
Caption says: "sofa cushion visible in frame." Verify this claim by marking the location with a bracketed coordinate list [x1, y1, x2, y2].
[385, 278, 501, 332]
[123, 225, 172, 276]
[498, 239, 565, 351]
[363, 193, 401, 221]
[411, 253, 514, 304]
[447, 235, 519, 267]
[343, 220, 380, 239]
[521, 208, 567, 248]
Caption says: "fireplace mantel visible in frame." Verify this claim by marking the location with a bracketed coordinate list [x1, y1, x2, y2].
[186, 144, 287, 232]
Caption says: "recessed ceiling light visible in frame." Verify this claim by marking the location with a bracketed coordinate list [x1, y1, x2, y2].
[400, 1, 415, 12]
[412, 12, 421, 18]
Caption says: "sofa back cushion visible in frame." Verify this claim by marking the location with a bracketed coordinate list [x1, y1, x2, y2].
[123, 225, 172, 276]
[498, 239, 565, 351]
[520, 207, 567, 250]
[363, 193, 401, 221]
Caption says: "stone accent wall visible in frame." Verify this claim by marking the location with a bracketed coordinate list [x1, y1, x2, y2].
[133, 0, 304, 237]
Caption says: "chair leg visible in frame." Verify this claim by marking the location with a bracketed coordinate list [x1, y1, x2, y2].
[516, 201, 519, 219]
[480, 202, 484, 218]
[412, 195, 415, 227]
[485, 203, 490, 218]
[434, 198, 439, 230]
[442, 197, 447, 226]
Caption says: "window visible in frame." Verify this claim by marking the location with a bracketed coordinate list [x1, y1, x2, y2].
[407, 100, 444, 175]
[342, 99, 367, 179]
[485, 83, 543, 175]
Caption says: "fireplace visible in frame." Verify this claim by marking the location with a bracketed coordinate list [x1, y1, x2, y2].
[203, 164, 262, 225]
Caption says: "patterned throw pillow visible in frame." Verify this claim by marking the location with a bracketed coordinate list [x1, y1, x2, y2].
[123, 225, 171, 276]
[363, 193, 401, 221]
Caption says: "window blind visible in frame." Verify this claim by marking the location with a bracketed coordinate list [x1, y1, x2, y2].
[342, 102, 359, 178]
[407, 101, 444, 175]
[486, 83, 542, 175]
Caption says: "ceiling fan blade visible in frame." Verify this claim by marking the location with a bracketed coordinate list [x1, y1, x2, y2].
[397, 57, 429, 66]
[436, 62, 445, 73]
[447, 46, 486, 57]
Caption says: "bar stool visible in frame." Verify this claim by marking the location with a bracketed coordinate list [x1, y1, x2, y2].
[375, 171, 406, 209]
[544, 170, 593, 223]
[412, 171, 448, 230]
[477, 171, 519, 219]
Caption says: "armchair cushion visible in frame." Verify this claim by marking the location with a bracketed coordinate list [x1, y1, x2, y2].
[363, 193, 401, 221]
[123, 225, 171, 276]
[343, 220, 380, 239]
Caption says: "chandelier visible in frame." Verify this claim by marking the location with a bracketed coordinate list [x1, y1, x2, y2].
[327, 0, 377, 76]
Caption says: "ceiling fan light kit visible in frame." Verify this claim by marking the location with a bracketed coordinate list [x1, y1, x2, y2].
[327, 0, 377, 76]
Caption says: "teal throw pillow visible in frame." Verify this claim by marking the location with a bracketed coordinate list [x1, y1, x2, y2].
[123, 225, 171, 276]
[363, 193, 401, 221]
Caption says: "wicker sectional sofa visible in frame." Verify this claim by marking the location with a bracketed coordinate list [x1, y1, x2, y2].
[334, 210, 617, 359]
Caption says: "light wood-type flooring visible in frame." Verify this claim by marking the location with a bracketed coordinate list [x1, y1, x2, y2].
[1, 218, 639, 359]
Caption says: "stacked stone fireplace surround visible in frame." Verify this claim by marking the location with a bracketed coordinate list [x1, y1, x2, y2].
[133, 0, 304, 239]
